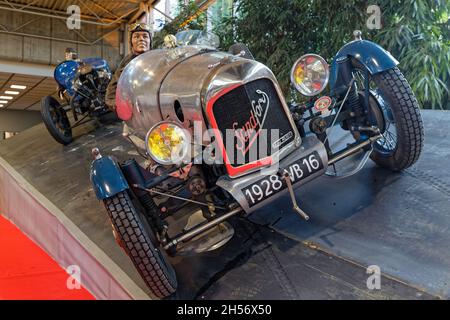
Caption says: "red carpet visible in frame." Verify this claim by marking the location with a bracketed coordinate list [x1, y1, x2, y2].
[0, 215, 95, 300]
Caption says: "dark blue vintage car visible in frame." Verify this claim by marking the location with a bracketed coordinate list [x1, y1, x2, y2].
[41, 56, 112, 144]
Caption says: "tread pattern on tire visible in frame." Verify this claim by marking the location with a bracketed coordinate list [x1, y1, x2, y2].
[372, 67, 424, 170]
[104, 191, 176, 298]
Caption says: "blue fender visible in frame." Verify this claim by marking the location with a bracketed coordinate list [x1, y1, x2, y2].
[329, 39, 399, 90]
[54, 60, 79, 96]
[90, 156, 129, 200]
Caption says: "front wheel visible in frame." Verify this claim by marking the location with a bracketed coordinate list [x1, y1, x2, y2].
[353, 66, 424, 171]
[103, 191, 177, 298]
[40, 96, 73, 145]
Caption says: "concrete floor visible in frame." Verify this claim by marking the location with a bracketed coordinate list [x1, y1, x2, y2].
[0, 110, 446, 300]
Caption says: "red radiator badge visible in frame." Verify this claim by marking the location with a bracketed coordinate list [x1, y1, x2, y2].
[314, 96, 332, 115]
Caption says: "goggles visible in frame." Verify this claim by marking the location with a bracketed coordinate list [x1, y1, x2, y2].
[130, 22, 151, 32]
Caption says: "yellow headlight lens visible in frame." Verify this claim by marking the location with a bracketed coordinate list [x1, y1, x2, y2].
[290, 54, 329, 96]
[146, 122, 189, 165]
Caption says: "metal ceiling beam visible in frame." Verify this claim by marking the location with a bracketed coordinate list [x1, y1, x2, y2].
[0, 2, 140, 26]
[0, 24, 122, 46]
[2, 0, 15, 9]
[10, 16, 41, 32]
[128, 0, 162, 23]
[152, 3, 174, 21]
[78, 0, 103, 22]
[17, 0, 40, 11]
[89, 0, 120, 19]
[0, 0, 116, 22]
[15, 0, 39, 10]
[128, 1, 150, 23]
[0, 59, 54, 77]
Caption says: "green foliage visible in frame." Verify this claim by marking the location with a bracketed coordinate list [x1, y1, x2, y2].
[374, 0, 449, 109]
[214, 0, 450, 109]
[152, 1, 207, 48]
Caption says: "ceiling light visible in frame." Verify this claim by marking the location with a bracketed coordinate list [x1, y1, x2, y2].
[0, 104, 4, 108]
[0, 100, 8, 104]
[10, 85, 27, 90]
[0, 96, 13, 100]
[5, 91, 19, 95]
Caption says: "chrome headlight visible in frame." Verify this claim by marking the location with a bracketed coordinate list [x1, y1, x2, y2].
[290, 54, 329, 96]
[145, 121, 190, 165]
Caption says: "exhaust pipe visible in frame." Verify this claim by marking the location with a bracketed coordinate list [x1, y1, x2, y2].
[163, 207, 242, 250]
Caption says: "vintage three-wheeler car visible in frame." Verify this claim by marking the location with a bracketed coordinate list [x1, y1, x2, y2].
[90, 30, 423, 298]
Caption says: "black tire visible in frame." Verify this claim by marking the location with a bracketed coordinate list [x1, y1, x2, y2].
[104, 191, 177, 298]
[40, 96, 73, 145]
[351, 65, 424, 171]
[371, 67, 424, 170]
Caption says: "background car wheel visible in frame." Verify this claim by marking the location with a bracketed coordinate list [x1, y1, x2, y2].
[351, 64, 424, 171]
[103, 191, 177, 299]
[40, 96, 73, 145]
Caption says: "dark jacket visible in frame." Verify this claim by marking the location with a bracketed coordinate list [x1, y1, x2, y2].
[105, 53, 138, 111]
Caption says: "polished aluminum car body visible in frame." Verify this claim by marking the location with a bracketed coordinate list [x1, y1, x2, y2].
[116, 45, 301, 177]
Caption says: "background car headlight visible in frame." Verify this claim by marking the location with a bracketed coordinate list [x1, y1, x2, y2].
[290, 54, 329, 96]
[145, 121, 189, 165]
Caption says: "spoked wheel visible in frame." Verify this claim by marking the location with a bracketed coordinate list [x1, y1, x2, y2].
[351, 62, 424, 171]
[40, 96, 73, 145]
[103, 191, 177, 299]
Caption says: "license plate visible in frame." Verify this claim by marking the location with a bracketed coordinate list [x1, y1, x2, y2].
[242, 151, 323, 207]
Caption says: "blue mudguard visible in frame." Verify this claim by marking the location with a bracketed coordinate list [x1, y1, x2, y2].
[329, 39, 399, 91]
[90, 156, 129, 200]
